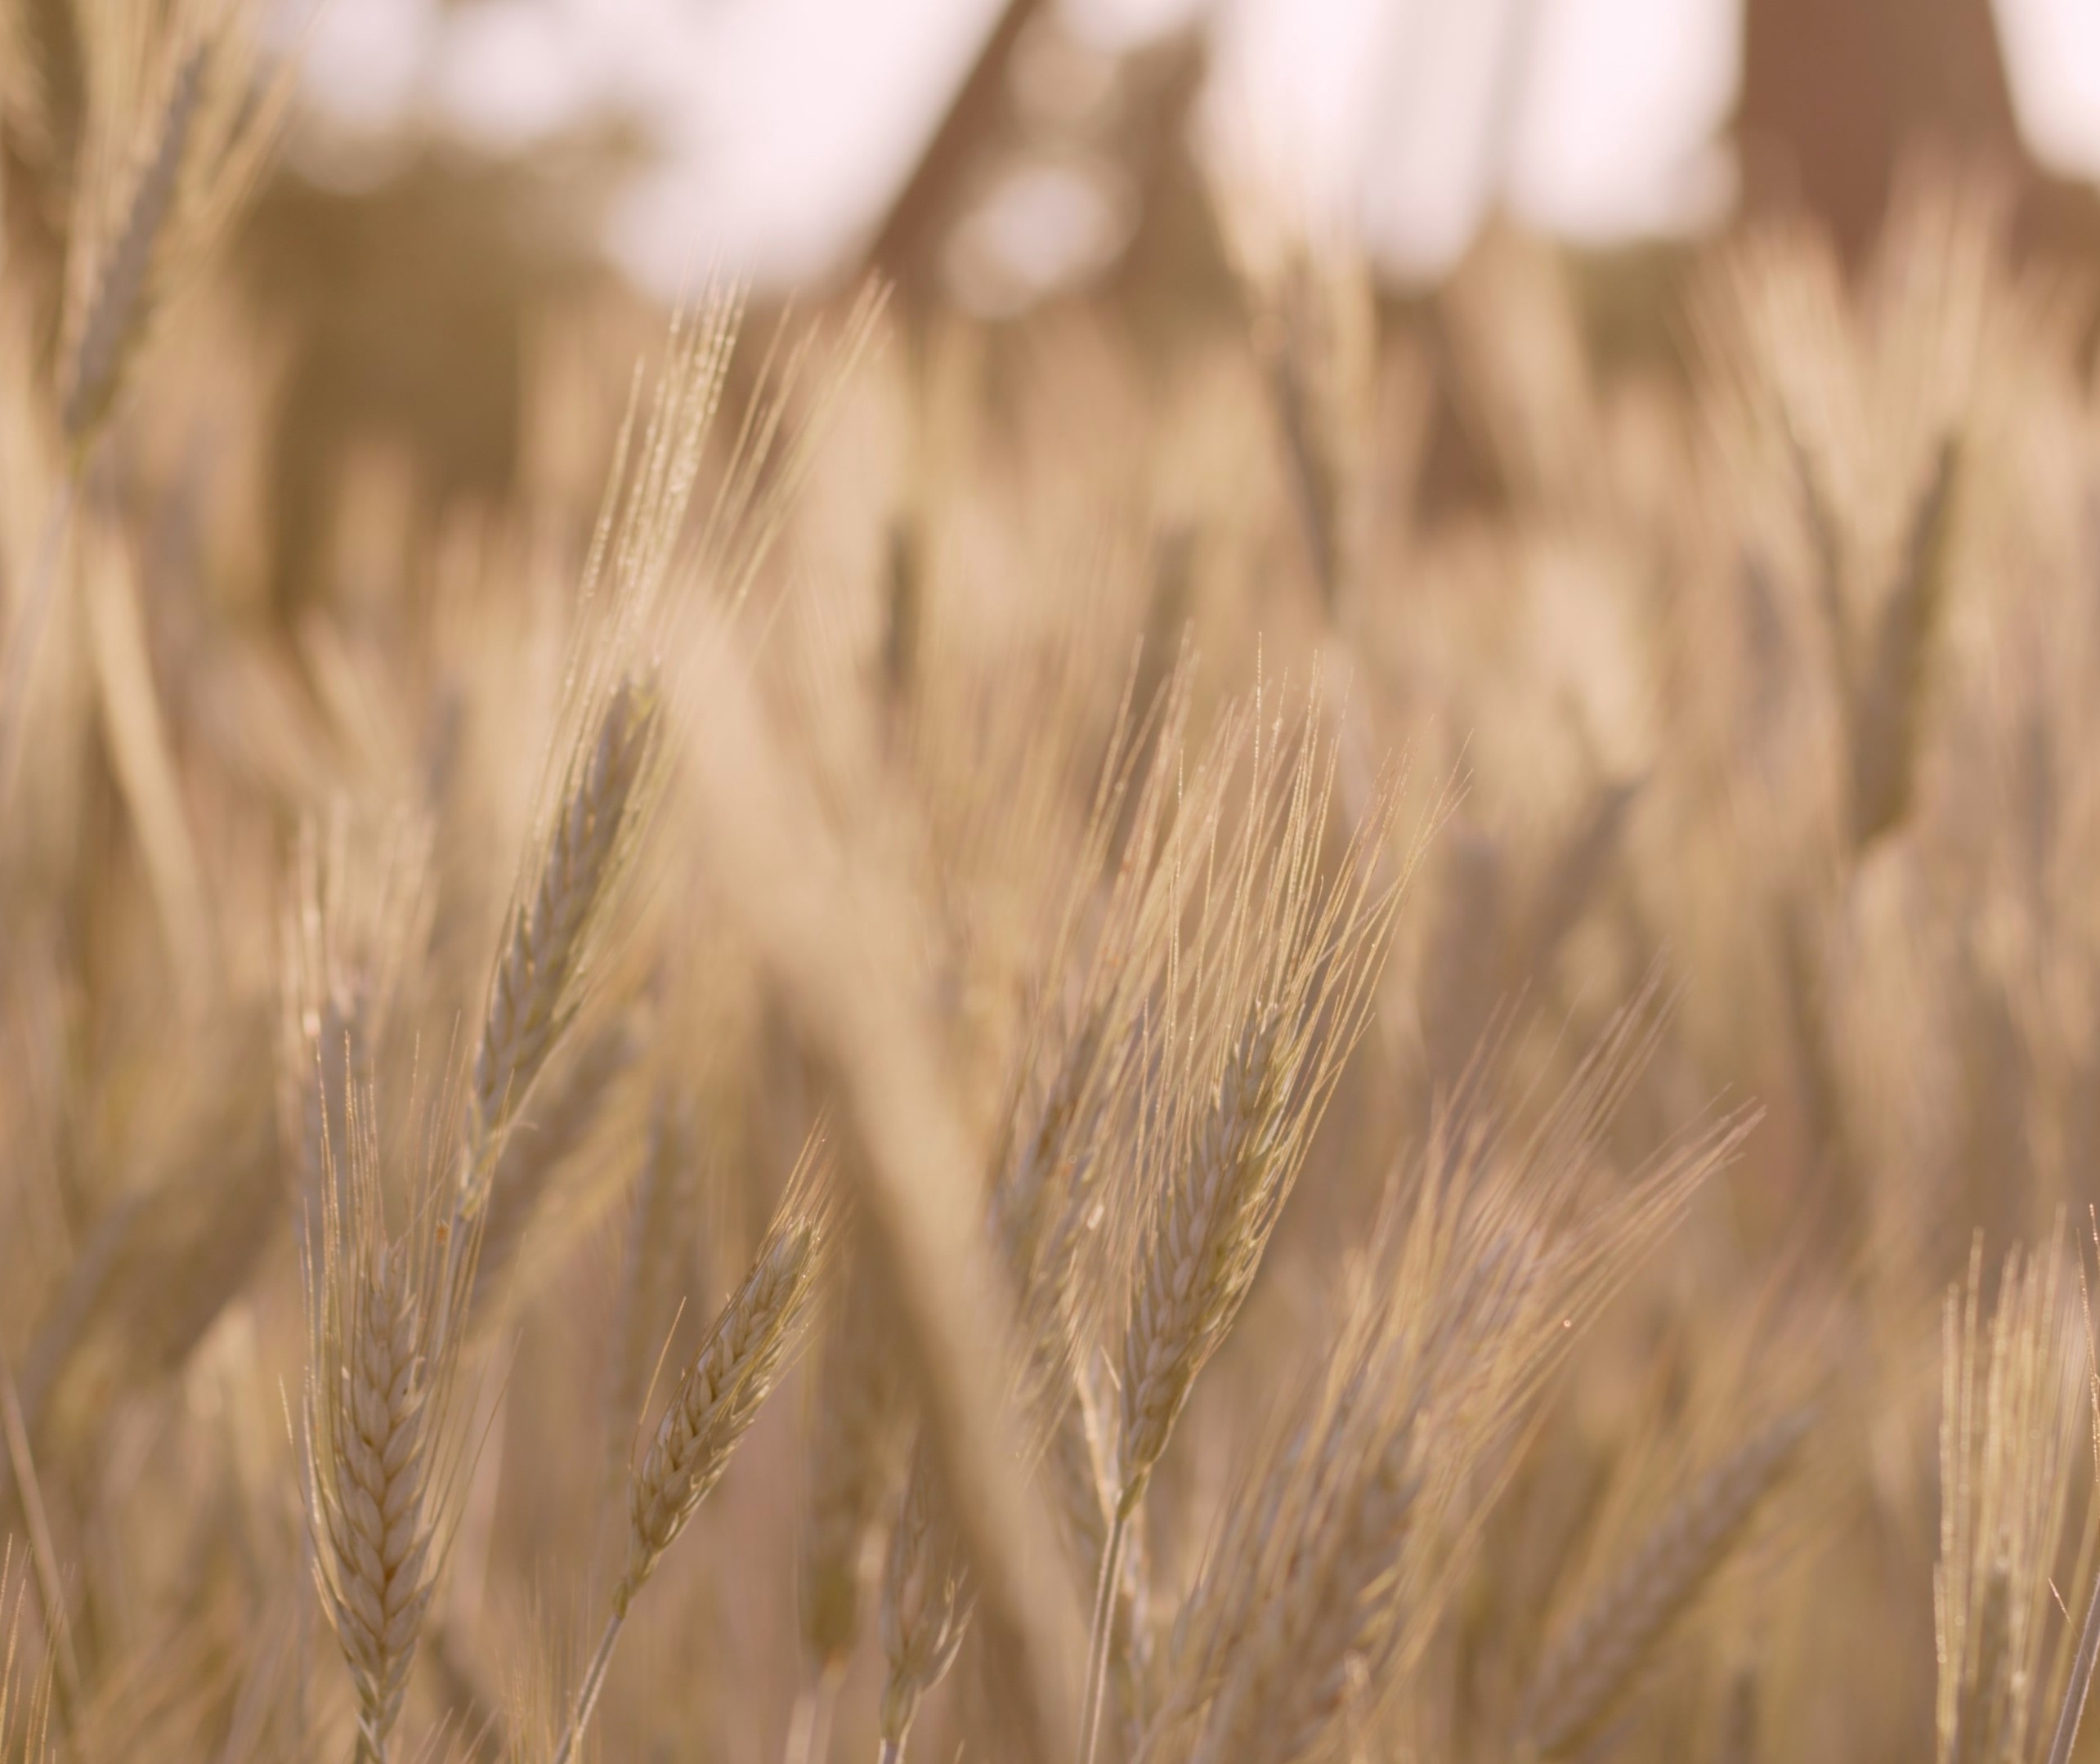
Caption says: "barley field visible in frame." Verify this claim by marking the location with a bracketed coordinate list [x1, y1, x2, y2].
[2, 3, 2099, 1762]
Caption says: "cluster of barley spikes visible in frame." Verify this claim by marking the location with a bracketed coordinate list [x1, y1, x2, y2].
[12, 6, 2100, 1763]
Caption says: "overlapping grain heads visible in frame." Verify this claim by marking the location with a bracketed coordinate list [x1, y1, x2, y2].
[11, 20, 2100, 1757]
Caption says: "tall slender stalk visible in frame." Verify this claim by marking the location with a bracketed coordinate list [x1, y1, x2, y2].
[2044, 1569, 2100, 1764]
[550, 1612, 623, 1764]
[784, 1665, 841, 1764]
[1077, 1505, 1132, 1764]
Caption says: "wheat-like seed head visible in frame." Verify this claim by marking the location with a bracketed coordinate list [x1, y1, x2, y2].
[303, 1086, 463, 1764]
[449, 295, 758, 1282]
[1149, 1011, 1746, 1764]
[1518, 1408, 1811, 1758]
[1157, 1206, 1506, 1764]
[1187, 1426, 1426, 1764]
[1116, 700, 1408, 1507]
[1120, 1007, 1293, 1496]
[877, 1440, 974, 1748]
[325, 1244, 435, 1755]
[614, 1134, 835, 1614]
[983, 663, 1228, 1402]
[58, 0, 292, 450]
[464, 679, 660, 1190]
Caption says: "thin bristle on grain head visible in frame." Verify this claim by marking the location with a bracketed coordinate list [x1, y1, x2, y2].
[986, 674, 1245, 1457]
[279, 807, 434, 1223]
[1936, 1236, 2086, 1764]
[452, 297, 765, 1285]
[616, 1128, 837, 1614]
[687, 283, 888, 625]
[302, 1081, 469, 1764]
[1151, 1030, 1749, 1764]
[857, 662, 1251, 1747]
[0, 1547, 56, 1761]
[1518, 1408, 1813, 1759]
[1116, 695, 1409, 1509]
[1160, 1161, 1545, 1760]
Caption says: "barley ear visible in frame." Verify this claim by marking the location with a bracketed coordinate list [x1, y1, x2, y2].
[1519, 1409, 1811, 1758]
[459, 678, 661, 1225]
[59, 2, 294, 452]
[618, 1156, 831, 1609]
[550, 1136, 835, 1764]
[302, 1092, 463, 1764]
[877, 1439, 974, 1755]
[59, 43, 204, 446]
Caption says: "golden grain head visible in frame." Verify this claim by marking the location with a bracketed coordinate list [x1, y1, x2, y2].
[6, 50, 2100, 1764]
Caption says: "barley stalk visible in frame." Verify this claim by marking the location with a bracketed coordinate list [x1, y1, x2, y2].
[2045, 1569, 2100, 1764]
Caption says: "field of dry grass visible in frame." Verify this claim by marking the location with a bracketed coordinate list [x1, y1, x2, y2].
[6, 4, 2100, 1762]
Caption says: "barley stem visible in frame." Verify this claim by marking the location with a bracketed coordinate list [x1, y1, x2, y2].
[1078, 1505, 1132, 1764]
[785, 1665, 841, 1764]
[877, 1740, 903, 1764]
[552, 1610, 625, 1764]
[2044, 1568, 2100, 1764]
